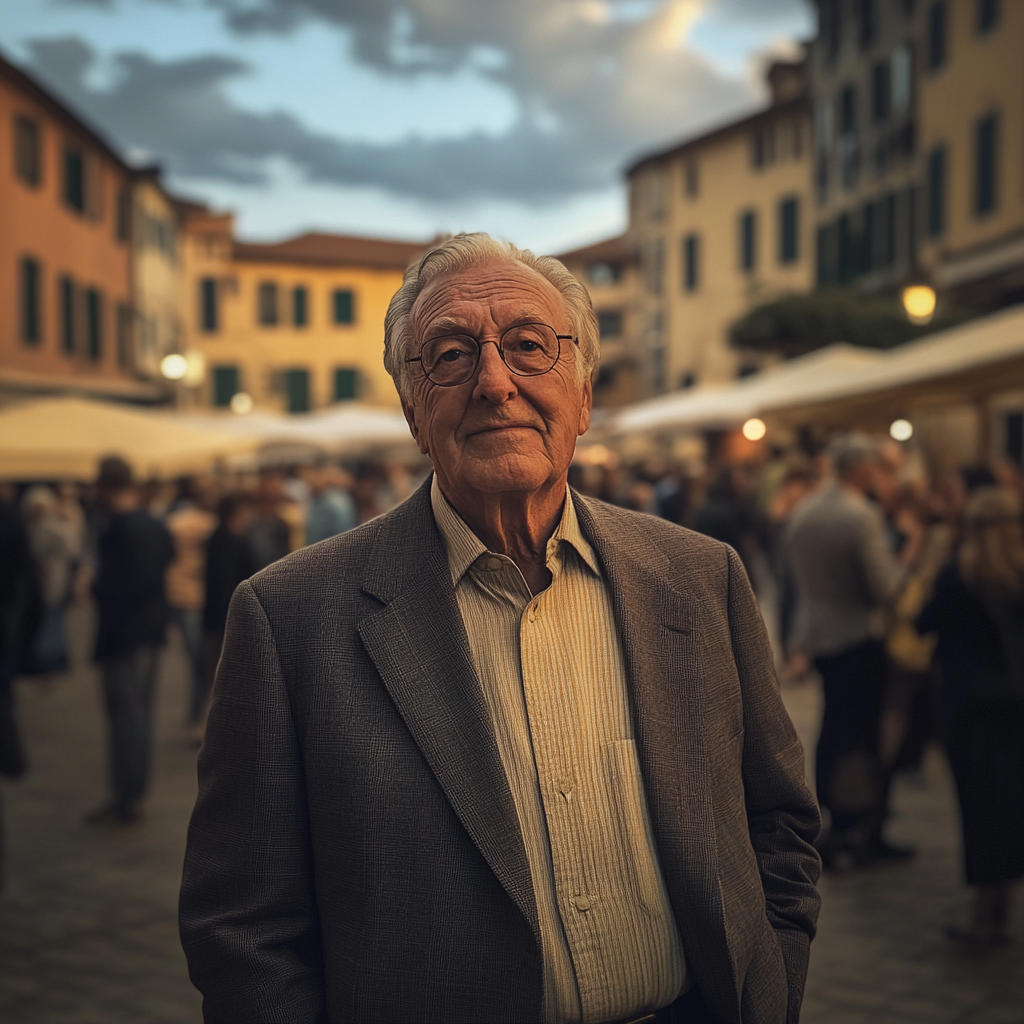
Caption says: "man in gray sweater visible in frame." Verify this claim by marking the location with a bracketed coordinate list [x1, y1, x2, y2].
[786, 435, 906, 868]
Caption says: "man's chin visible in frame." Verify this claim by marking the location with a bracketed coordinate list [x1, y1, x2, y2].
[457, 454, 555, 496]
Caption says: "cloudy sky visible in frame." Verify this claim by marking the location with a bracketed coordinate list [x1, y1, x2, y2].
[1, 0, 812, 252]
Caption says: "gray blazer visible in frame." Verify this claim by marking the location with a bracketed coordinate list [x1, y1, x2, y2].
[180, 482, 821, 1024]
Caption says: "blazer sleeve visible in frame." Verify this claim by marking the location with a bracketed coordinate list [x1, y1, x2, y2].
[726, 546, 822, 1024]
[179, 580, 327, 1024]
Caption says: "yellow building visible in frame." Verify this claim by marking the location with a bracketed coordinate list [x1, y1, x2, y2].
[555, 235, 640, 407]
[0, 53, 161, 404]
[130, 167, 181, 382]
[176, 207, 429, 412]
[626, 61, 813, 397]
[917, 0, 1024, 308]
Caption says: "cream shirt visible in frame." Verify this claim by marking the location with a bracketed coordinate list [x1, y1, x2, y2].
[431, 478, 687, 1024]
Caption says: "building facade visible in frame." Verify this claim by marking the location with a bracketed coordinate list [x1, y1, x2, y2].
[0, 54, 161, 403]
[176, 210, 428, 412]
[811, 0, 1023, 309]
[626, 61, 814, 398]
[555, 235, 640, 407]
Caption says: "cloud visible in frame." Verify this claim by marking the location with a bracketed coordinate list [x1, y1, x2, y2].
[25, 1, 763, 205]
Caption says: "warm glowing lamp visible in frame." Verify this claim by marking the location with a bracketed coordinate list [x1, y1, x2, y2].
[901, 285, 936, 325]
[230, 392, 253, 415]
[742, 417, 767, 441]
[160, 353, 188, 380]
[889, 418, 913, 442]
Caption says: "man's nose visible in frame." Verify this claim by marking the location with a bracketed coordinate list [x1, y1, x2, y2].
[473, 340, 517, 403]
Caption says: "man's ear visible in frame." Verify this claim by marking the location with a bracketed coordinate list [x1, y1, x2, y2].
[577, 377, 593, 437]
[401, 397, 430, 456]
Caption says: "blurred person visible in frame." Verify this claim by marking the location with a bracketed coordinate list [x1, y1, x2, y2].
[202, 492, 257, 700]
[87, 457, 174, 824]
[917, 487, 1024, 947]
[786, 434, 908, 868]
[165, 478, 217, 737]
[305, 464, 357, 545]
[693, 465, 764, 573]
[181, 233, 820, 1024]
[246, 470, 292, 570]
[20, 485, 75, 674]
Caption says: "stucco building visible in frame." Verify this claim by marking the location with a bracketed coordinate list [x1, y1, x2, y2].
[176, 207, 428, 412]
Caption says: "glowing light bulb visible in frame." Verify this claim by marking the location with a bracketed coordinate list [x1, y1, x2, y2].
[901, 285, 936, 325]
[160, 353, 188, 380]
[890, 418, 913, 441]
[230, 392, 253, 415]
[742, 417, 767, 441]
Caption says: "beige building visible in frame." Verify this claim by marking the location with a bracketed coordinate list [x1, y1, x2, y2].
[625, 61, 813, 397]
[555, 235, 640, 407]
[176, 208, 429, 412]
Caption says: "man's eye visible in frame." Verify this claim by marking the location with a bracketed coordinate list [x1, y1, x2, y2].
[437, 346, 470, 362]
[515, 339, 541, 352]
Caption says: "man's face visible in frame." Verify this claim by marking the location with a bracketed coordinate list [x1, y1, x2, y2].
[402, 259, 592, 503]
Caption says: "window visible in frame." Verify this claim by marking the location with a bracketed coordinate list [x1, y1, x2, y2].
[334, 367, 359, 401]
[116, 188, 132, 243]
[822, 0, 841, 59]
[258, 282, 278, 326]
[779, 198, 799, 264]
[60, 276, 75, 354]
[740, 211, 757, 272]
[293, 286, 308, 327]
[20, 257, 41, 345]
[86, 288, 102, 361]
[645, 239, 664, 295]
[333, 289, 355, 324]
[891, 45, 913, 114]
[927, 146, 946, 235]
[285, 368, 310, 413]
[859, 0, 877, 49]
[684, 161, 699, 198]
[597, 310, 623, 338]
[213, 365, 240, 407]
[751, 126, 775, 170]
[840, 85, 857, 134]
[64, 147, 85, 213]
[588, 262, 619, 286]
[200, 277, 218, 332]
[14, 115, 41, 186]
[978, 0, 998, 33]
[683, 234, 699, 292]
[116, 304, 132, 367]
[976, 113, 998, 215]
[871, 61, 890, 122]
[928, 2, 947, 70]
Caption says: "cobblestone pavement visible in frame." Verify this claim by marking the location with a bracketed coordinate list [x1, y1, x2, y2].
[0, 607, 1021, 1023]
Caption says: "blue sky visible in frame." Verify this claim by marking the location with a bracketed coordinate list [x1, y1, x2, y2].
[1, 0, 813, 252]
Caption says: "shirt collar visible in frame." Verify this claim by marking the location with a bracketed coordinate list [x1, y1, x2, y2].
[430, 475, 601, 585]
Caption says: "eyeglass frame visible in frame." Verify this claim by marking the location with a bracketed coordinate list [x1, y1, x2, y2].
[405, 322, 578, 387]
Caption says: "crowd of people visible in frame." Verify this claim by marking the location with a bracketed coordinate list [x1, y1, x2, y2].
[1, 433, 1022, 945]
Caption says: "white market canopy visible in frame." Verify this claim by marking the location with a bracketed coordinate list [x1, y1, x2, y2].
[0, 396, 257, 481]
[612, 303, 1024, 435]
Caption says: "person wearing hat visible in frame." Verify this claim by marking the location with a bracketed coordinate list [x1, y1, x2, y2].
[88, 456, 174, 823]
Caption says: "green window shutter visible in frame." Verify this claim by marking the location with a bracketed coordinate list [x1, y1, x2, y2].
[200, 277, 218, 332]
[928, 147, 946, 235]
[976, 113, 997, 215]
[213, 365, 239, 407]
[286, 368, 310, 413]
[779, 198, 799, 263]
[334, 367, 358, 400]
[21, 257, 41, 345]
[86, 288, 102, 361]
[64, 149, 85, 212]
[60, 276, 75, 353]
[333, 289, 354, 324]
[293, 286, 308, 327]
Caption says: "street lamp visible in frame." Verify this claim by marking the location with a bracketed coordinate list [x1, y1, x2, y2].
[742, 417, 767, 441]
[160, 353, 188, 380]
[890, 418, 913, 442]
[901, 285, 936, 325]
[230, 392, 253, 415]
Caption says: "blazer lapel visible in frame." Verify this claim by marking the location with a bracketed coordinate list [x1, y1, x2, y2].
[574, 495, 737, 1012]
[356, 483, 540, 943]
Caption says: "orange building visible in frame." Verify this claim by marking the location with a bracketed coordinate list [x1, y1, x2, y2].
[0, 53, 162, 403]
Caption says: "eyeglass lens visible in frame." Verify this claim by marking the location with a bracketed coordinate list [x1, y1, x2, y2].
[420, 324, 560, 385]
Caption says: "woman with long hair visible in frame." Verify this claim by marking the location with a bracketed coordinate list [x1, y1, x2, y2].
[918, 486, 1024, 945]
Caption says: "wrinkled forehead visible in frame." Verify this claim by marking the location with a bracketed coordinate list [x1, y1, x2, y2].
[411, 258, 567, 336]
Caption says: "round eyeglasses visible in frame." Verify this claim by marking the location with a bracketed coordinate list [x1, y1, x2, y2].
[406, 323, 577, 387]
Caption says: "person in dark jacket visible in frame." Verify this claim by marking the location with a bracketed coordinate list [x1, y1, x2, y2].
[201, 493, 257, 705]
[87, 457, 174, 823]
[918, 486, 1024, 946]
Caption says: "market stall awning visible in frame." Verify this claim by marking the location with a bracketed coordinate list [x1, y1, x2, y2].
[0, 397, 257, 481]
[611, 304, 1024, 435]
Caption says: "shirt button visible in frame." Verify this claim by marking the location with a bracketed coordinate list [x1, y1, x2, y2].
[485, 556, 502, 571]
[573, 896, 592, 912]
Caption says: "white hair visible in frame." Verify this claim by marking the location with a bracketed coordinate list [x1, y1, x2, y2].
[384, 232, 600, 401]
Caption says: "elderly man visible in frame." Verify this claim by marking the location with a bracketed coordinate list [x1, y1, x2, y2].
[180, 234, 820, 1024]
